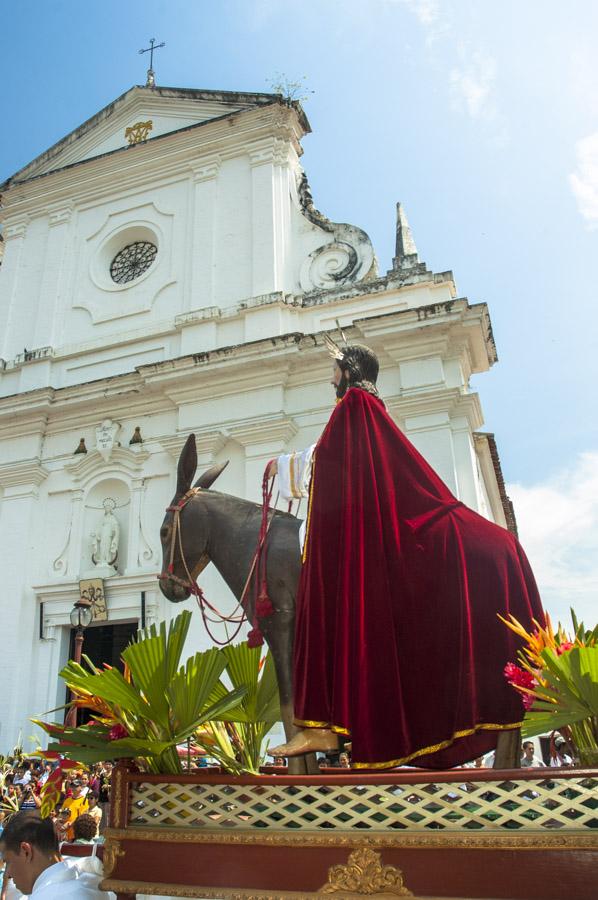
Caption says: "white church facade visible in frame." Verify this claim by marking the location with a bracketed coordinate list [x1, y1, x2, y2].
[0, 84, 515, 749]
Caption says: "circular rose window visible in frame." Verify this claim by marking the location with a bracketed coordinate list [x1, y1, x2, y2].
[110, 241, 157, 284]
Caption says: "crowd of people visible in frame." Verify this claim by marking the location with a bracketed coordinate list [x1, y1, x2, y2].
[1, 758, 112, 844]
[0, 758, 113, 899]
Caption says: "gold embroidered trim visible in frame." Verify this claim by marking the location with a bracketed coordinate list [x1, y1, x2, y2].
[301, 452, 316, 563]
[293, 718, 523, 768]
[294, 718, 351, 736]
[289, 452, 299, 499]
[352, 721, 524, 770]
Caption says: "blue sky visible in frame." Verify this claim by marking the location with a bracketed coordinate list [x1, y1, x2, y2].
[2, 0, 597, 622]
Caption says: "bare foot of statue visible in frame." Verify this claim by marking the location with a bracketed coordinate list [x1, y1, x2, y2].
[269, 728, 339, 757]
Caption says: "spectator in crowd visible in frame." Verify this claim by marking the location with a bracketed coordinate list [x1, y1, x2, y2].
[53, 809, 71, 844]
[520, 741, 545, 767]
[97, 763, 112, 823]
[61, 783, 89, 842]
[550, 736, 573, 767]
[0, 812, 106, 899]
[71, 816, 98, 845]
[78, 775, 90, 799]
[37, 764, 52, 789]
[12, 766, 31, 788]
[18, 783, 41, 812]
[85, 795, 102, 833]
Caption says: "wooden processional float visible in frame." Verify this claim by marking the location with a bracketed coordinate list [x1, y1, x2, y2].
[99, 760, 597, 900]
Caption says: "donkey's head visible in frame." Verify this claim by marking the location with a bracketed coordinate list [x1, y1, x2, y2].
[158, 433, 228, 602]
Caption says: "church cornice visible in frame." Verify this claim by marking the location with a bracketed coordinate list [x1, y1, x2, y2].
[0, 457, 49, 490]
[0, 301, 494, 426]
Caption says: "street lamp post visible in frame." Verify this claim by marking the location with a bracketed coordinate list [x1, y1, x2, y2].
[65, 597, 93, 728]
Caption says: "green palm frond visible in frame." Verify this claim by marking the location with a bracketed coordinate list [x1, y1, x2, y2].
[521, 647, 598, 761]
[255, 651, 281, 726]
[121, 612, 193, 728]
[33, 611, 253, 775]
[198, 644, 281, 774]
[60, 661, 147, 717]
[167, 647, 227, 733]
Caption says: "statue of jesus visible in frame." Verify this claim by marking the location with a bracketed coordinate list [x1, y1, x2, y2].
[269, 341, 544, 769]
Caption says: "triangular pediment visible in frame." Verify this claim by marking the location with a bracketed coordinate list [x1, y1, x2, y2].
[5, 86, 285, 185]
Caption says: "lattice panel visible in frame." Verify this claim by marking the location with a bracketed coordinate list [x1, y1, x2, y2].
[129, 776, 597, 833]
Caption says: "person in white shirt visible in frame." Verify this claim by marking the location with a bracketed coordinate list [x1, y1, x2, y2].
[0, 812, 106, 899]
[520, 740, 545, 767]
[12, 767, 31, 788]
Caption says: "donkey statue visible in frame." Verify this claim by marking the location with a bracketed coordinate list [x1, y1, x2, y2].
[158, 434, 520, 772]
[158, 434, 318, 774]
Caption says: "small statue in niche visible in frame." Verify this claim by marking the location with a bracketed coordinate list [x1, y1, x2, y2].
[91, 498, 120, 570]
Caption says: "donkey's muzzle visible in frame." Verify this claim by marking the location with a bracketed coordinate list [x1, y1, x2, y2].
[157, 572, 191, 602]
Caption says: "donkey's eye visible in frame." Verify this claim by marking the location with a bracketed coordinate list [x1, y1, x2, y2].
[160, 527, 169, 539]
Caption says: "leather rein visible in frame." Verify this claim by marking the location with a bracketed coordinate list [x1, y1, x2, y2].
[157, 482, 276, 646]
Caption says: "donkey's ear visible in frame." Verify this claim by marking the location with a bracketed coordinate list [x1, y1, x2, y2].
[194, 459, 229, 490]
[176, 434, 197, 496]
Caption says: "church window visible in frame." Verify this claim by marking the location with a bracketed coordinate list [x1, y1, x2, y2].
[110, 241, 157, 284]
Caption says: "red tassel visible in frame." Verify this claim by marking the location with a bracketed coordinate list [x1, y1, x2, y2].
[256, 596, 274, 618]
[168, 563, 174, 574]
[247, 627, 264, 648]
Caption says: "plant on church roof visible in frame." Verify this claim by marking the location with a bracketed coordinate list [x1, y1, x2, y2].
[195, 641, 281, 775]
[502, 609, 598, 766]
[32, 610, 247, 775]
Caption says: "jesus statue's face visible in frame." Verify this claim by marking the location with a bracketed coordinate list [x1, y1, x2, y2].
[331, 362, 347, 399]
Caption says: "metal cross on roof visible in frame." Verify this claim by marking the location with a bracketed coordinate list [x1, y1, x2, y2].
[139, 38, 165, 87]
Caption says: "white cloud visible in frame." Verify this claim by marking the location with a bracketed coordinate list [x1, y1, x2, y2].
[508, 452, 598, 629]
[450, 50, 497, 120]
[387, 0, 449, 46]
[569, 133, 598, 229]
[393, 0, 440, 28]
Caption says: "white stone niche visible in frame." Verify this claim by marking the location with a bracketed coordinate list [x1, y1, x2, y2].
[81, 478, 130, 577]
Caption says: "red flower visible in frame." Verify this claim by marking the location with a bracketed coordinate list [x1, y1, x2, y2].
[108, 724, 129, 741]
[556, 641, 574, 656]
[504, 662, 536, 690]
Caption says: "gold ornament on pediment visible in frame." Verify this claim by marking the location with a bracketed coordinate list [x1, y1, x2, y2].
[125, 120, 153, 145]
[321, 846, 413, 896]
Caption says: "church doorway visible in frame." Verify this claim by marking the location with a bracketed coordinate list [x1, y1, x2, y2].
[66, 621, 138, 724]
[72, 621, 138, 671]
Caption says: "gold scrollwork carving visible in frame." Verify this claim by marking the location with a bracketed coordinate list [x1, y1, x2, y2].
[102, 826, 596, 852]
[321, 847, 412, 896]
[102, 838, 125, 877]
[111, 766, 125, 828]
[125, 120, 153, 145]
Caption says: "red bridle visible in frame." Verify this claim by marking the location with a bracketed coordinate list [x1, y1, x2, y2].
[156, 479, 277, 646]
[158, 487, 204, 593]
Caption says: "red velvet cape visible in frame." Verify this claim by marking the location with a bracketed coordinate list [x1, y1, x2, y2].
[293, 388, 544, 769]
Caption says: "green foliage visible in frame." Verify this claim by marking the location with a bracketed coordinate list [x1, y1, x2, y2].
[266, 72, 314, 104]
[34, 611, 247, 775]
[0, 764, 20, 815]
[199, 643, 281, 774]
[522, 646, 598, 765]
